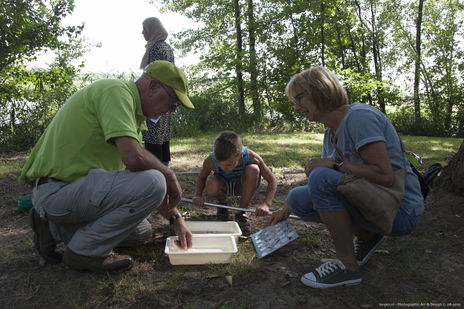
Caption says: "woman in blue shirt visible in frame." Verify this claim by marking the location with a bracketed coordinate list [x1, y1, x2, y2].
[269, 67, 424, 289]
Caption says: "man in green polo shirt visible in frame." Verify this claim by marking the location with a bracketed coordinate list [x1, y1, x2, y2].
[19, 61, 194, 274]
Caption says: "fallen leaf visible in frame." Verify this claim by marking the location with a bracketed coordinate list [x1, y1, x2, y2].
[281, 281, 292, 287]
[285, 271, 298, 278]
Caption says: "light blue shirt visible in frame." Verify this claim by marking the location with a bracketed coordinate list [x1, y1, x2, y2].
[322, 103, 424, 216]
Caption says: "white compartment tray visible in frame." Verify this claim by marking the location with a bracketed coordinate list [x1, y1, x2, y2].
[185, 221, 242, 241]
[165, 235, 237, 265]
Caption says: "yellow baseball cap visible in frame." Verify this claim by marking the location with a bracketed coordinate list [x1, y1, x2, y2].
[144, 61, 194, 109]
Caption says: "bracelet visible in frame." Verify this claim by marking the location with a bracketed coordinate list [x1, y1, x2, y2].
[169, 213, 183, 225]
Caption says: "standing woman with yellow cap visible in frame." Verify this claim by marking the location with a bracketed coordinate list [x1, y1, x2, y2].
[141, 17, 175, 167]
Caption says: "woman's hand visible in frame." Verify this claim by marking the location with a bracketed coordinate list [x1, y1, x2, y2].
[268, 205, 292, 226]
[304, 158, 334, 177]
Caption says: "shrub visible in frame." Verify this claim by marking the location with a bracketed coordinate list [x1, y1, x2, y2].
[389, 106, 461, 137]
[172, 94, 255, 137]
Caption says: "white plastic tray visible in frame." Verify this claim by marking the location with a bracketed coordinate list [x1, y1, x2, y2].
[185, 221, 242, 241]
[165, 235, 237, 265]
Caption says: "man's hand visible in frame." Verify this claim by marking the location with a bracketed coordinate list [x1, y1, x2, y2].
[165, 176, 182, 210]
[172, 218, 193, 250]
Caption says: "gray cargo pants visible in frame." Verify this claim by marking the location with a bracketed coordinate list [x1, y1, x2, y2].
[31, 169, 166, 258]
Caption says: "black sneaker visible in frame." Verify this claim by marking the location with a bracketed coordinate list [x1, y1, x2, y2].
[216, 207, 231, 221]
[301, 259, 362, 289]
[235, 212, 250, 233]
[354, 234, 388, 266]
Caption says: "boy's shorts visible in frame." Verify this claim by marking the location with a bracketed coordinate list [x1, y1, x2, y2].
[213, 173, 261, 197]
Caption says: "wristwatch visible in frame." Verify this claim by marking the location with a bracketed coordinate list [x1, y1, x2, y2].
[169, 213, 183, 225]
[333, 157, 344, 171]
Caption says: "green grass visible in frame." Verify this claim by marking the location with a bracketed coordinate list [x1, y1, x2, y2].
[171, 132, 461, 175]
[395, 248, 430, 278]
[400, 135, 462, 172]
[0, 153, 28, 176]
[1, 133, 461, 178]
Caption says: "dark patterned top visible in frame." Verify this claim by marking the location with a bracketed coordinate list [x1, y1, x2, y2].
[142, 40, 175, 144]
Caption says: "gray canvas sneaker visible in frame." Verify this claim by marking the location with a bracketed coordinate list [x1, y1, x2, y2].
[354, 234, 388, 266]
[301, 259, 362, 289]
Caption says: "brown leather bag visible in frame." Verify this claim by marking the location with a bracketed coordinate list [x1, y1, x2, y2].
[330, 133, 406, 234]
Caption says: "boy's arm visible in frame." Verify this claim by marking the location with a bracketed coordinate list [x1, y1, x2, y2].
[248, 149, 278, 215]
[192, 156, 215, 207]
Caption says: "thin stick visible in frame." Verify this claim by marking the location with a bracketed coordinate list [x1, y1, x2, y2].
[180, 198, 302, 220]
[176, 172, 201, 175]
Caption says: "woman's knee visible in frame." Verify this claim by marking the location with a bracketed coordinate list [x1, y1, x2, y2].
[286, 186, 310, 213]
[307, 167, 329, 188]
[286, 184, 322, 222]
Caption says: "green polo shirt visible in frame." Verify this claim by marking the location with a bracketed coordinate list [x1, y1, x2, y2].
[19, 79, 147, 184]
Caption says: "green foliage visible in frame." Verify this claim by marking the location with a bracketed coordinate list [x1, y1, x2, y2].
[0, 0, 89, 152]
[172, 87, 259, 136]
[389, 105, 464, 138]
[0, 65, 82, 151]
[1, 0, 463, 154]
[0, 0, 81, 71]
[156, 0, 464, 138]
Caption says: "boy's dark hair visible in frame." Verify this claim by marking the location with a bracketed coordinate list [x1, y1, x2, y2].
[213, 131, 242, 162]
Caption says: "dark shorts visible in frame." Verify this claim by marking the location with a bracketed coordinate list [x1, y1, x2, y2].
[215, 173, 261, 197]
[145, 141, 170, 163]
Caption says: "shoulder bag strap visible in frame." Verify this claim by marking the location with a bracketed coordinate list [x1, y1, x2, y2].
[330, 131, 346, 160]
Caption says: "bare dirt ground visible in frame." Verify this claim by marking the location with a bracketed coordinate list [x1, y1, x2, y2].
[0, 154, 463, 308]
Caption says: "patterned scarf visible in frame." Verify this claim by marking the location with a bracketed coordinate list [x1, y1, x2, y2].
[140, 17, 169, 69]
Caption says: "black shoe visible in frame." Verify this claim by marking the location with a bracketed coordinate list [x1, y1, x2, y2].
[235, 212, 250, 233]
[30, 208, 63, 264]
[216, 204, 231, 221]
[63, 248, 134, 274]
[354, 234, 387, 266]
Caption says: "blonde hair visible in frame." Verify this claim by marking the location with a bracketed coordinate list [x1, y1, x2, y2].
[285, 67, 348, 112]
[213, 131, 242, 162]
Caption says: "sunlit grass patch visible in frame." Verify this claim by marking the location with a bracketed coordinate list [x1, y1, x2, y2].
[0, 152, 28, 177]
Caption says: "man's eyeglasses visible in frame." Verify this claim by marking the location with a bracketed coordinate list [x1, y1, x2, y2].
[294, 91, 305, 106]
[160, 83, 181, 108]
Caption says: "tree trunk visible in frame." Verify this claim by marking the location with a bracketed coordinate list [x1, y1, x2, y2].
[434, 140, 464, 196]
[370, 1, 385, 113]
[234, 0, 245, 112]
[335, 24, 345, 69]
[248, 0, 260, 117]
[320, 0, 325, 67]
[413, 0, 424, 121]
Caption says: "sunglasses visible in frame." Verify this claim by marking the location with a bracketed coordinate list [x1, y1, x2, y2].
[159, 83, 181, 108]
[293, 91, 305, 106]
